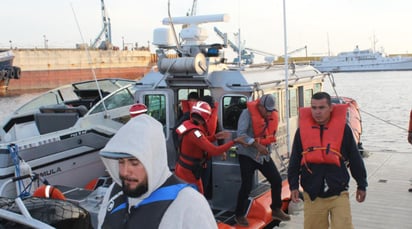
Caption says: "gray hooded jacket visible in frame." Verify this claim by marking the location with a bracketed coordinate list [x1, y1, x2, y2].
[97, 114, 217, 229]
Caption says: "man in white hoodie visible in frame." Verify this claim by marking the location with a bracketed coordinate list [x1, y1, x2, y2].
[97, 114, 217, 229]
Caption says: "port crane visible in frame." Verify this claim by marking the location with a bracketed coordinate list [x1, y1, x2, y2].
[91, 0, 112, 50]
[280, 45, 307, 58]
[213, 27, 254, 64]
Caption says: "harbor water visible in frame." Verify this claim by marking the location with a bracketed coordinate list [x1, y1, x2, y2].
[1, 71, 412, 153]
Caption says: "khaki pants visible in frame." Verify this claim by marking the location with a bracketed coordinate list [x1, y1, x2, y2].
[303, 191, 354, 229]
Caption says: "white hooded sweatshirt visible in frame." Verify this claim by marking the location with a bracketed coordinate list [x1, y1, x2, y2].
[97, 114, 217, 229]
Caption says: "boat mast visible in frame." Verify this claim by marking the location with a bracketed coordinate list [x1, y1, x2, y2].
[282, 0, 291, 156]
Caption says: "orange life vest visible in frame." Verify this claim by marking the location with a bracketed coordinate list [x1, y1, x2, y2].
[299, 104, 348, 167]
[180, 100, 197, 114]
[409, 110, 412, 132]
[247, 100, 279, 145]
[206, 102, 218, 135]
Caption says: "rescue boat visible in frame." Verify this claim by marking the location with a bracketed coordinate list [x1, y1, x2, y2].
[331, 96, 365, 155]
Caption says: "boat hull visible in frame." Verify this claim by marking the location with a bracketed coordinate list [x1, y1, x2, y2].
[0, 128, 111, 198]
[7, 66, 151, 90]
[314, 61, 412, 72]
[6, 49, 155, 90]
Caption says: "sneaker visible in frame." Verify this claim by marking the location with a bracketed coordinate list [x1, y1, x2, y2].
[235, 215, 249, 227]
[272, 208, 291, 221]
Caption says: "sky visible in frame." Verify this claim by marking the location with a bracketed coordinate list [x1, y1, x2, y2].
[2, 0, 412, 57]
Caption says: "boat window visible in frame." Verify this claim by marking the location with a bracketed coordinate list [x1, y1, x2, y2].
[91, 88, 134, 114]
[15, 91, 63, 114]
[289, 89, 298, 117]
[314, 83, 322, 93]
[176, 88, 211, 118]
[222, 95, 247, 130]
[144, 94, 167, 126]
[304, 89, 313, 107]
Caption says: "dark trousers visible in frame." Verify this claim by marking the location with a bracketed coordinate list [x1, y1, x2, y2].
[235, 154, 282, 216]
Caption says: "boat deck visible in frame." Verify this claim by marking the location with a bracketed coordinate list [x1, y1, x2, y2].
[279, 150, 412, 229]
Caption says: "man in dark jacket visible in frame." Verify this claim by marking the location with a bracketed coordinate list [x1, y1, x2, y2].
[288, 92, 367, 229]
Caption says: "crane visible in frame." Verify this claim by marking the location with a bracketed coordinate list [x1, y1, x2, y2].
[213, 27, 254, 64]
[280, 45, 307, 58]
[244, 47, 277, 63]
[91, 0, 112, 50]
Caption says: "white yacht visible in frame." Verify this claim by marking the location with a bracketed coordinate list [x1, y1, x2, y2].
[312, 46, 412, 72]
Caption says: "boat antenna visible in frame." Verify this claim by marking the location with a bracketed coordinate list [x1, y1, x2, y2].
[282, 0, 291, 156]
[167, 0, 183, 55]
[70, 3, 109, 114]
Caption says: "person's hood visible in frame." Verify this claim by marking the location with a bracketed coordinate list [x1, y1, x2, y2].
[100, 114, 171, 201]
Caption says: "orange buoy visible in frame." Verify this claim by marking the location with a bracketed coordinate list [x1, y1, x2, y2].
[33, 185, 66, 200]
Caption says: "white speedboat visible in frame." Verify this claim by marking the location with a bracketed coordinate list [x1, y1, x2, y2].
[0, 78, 138, 198]
[312, 46, 412, 72]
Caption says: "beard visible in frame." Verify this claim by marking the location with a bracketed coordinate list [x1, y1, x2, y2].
[120, 177, 148, 198]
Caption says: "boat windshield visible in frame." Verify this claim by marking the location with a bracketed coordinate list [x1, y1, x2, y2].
[90, 84, 137, 114]
[13, 79, 136, 115]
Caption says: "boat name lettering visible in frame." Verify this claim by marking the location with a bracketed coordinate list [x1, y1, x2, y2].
[70, 130, 87, 137]
[60, 130, 88, 140]
[39, 167, 62, 177]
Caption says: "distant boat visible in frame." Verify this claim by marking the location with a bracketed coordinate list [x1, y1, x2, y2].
[0, 50, 21, 91]
[311, 46, 412, 72]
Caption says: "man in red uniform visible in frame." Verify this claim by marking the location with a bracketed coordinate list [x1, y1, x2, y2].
[408, 109, 412, 192]
[175, 101, 245, 194]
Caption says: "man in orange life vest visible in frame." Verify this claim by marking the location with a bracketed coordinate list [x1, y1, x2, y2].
[408, 109, 412, 192]
[288, 92, 368, 229]
[234, 94, 290, 227]
[175, 101, 245, 194]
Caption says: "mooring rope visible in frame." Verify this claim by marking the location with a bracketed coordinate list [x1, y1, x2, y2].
[359, 108, 408, 132]
[327, 72, 408, 133]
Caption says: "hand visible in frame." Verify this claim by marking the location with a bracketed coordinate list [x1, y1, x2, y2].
[254, 142, 269, 155]
[215, 131, 231, 140]
[356, 189, 366, 203]
[408, 132, 412, 145]
[290, 189, 300, 203]
[233, 135, 247, 146]
[221, 152, 227, 161]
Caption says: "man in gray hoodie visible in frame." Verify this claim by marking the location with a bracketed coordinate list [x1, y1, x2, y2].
[97, 114, 217, 229]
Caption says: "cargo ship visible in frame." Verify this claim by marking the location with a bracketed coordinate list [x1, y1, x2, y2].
[2, 48, 154, 91]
